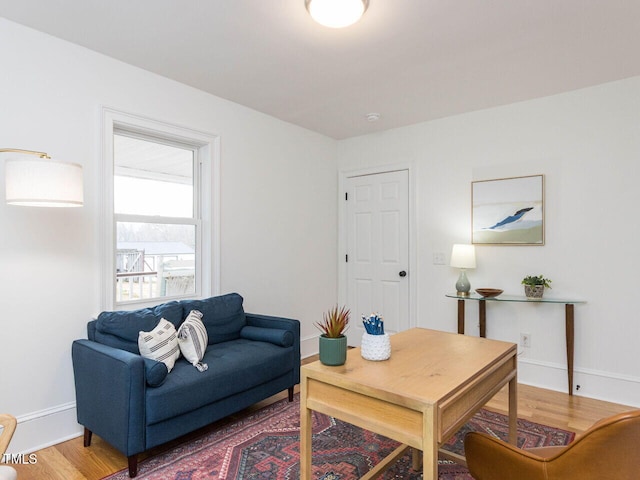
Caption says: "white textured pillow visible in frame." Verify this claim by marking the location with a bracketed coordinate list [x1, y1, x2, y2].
[177, 310, 209, 372]
[138, 318, 180, 372]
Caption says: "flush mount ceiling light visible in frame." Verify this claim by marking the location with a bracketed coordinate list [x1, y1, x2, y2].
[305, 0, 369, 28]
[1, 148, 84, 207]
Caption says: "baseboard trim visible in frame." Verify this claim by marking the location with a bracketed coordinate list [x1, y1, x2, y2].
[16, 401, 75, 423]
[11, 402, 83, 454]
[301, 333, 320, 358]
[518, 358, 640, 407]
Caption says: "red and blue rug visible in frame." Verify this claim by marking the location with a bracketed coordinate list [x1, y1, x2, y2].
[104, 394, 574, 479]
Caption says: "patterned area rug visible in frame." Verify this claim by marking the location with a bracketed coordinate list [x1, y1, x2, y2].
[103, 394, 574, 480]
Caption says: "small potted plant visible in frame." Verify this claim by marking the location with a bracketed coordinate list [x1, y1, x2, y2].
[316, 305, 350, 366]
[521, 275, 552, 299]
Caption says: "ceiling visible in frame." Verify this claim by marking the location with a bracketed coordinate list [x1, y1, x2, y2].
[2, 1, 640, 139]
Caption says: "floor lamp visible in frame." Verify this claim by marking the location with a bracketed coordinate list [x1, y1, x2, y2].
[1, 148, 83, 207]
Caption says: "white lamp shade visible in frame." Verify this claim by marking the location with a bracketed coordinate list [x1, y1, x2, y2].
[6, 158, 83, 207]
[306, 0, 368, 28]
[450, 244, 476, 269]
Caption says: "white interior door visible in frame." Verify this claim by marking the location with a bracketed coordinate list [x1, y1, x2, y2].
[346, 170, 410, 340]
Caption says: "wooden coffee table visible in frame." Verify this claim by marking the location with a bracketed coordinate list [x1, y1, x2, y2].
[300, 328, 517, 480]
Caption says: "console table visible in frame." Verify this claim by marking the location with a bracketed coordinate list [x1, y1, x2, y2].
[446, 293, 586, 395]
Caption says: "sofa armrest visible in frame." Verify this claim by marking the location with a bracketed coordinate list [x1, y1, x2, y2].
[245, 313, 299, 332]
[72, 339, 146, 456]
[245, 314, 300, 384]
[240, 326, 294, 347]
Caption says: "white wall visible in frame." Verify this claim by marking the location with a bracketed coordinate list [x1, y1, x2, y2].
[0, 19, 337, 452]
[3, 14, 639, 456]
[337, 76, 640, 407]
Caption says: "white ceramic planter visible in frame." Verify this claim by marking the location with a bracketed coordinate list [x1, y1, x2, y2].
[361, 332, 391, 361]
[524, 285, 545, 299]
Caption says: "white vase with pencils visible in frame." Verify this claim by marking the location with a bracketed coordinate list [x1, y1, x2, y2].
[361, 313, 391, 361]
[361, 332, 391, 361]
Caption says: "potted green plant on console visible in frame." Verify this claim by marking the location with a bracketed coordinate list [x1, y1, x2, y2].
[316, 305, 350, 366]
[521, 275, 552, 299]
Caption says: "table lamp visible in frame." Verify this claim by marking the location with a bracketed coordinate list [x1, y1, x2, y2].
[450, 244, 476, 296]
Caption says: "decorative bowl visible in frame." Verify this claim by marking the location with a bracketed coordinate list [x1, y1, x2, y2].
[475, 288, 503, 298]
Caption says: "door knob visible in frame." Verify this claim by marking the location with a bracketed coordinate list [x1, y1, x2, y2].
[399, 270, 407, 277]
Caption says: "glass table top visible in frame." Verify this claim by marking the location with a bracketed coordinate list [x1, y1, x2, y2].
[445, 293, 586, 304]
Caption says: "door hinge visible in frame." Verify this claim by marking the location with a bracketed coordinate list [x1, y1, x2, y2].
[345, 192, 348, 201]
[345, 254, 348, 262]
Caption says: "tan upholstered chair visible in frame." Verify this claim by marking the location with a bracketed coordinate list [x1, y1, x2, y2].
[0, 414, 17, 480]
[464, 410, 640, 480]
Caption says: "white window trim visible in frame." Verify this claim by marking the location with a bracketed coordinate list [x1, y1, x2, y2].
[101, 107, 220, 310]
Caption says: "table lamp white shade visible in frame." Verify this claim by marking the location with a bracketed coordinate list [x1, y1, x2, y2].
[450, 244, 476, 269]
[450, 244, 476, 295]
[5, 158, 84, 207]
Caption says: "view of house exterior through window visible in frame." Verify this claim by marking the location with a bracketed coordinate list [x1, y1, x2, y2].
[114, 133, 199, 303]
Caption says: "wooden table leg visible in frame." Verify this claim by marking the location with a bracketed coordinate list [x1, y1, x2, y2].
[566, 304, 575, 396]
[422, 405, 438, 480]
[412, 448, 421, 471]
[457, 299, 465, 334]
[479, 299, 486, 338]
[508, 373, 518, 445]
[300, 377, 312, 480]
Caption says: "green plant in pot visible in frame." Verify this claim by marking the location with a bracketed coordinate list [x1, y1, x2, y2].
[521, 275, 552, 299]
[316, 305, 350, 366]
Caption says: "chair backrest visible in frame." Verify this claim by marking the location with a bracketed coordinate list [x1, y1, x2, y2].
[0, 414, 17, 455]
[545, 410, 640, 479]
[465, 410, 640, 480]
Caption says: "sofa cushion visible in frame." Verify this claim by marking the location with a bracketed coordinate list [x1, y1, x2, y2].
[93, 329, 140, 354]
[145, 338, 294, 424]
[138, 319, 181, 372]
[180, 293, 246, 345]
[240, 326, 294, 347]
[143, 358, 169, 387]
[177, 310, 208, 372]
[95, 301, 183, 353]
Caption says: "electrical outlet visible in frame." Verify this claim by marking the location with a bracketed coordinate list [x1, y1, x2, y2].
[520, 332, 531, 348]
[433, 252, 446, 265]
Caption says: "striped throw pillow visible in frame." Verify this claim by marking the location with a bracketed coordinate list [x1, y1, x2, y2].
[138, 318, 181, 372]
[177, 310, 209, 372]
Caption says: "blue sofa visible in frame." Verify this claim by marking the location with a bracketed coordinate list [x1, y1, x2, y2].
[72, 293, 300, 477]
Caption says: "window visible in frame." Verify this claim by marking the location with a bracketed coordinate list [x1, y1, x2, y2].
[102, 109, 220, 308]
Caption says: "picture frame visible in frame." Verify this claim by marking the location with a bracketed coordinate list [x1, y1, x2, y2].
[472, 174, 544, 245]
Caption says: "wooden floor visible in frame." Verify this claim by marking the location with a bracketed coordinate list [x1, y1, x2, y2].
[11, 356, 634, 480]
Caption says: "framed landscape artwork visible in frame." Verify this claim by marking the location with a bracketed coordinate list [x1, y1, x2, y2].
[472, 174, 544, 245]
